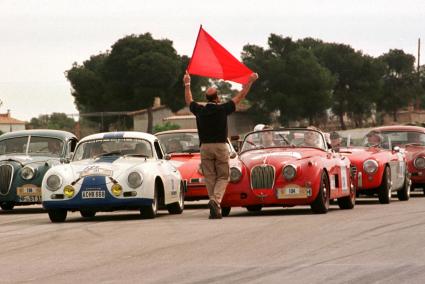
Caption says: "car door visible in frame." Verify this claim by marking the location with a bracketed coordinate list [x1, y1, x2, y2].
[153, 140, 179, 203]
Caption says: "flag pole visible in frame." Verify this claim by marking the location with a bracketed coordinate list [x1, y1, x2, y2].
[186, 25, 203, 72]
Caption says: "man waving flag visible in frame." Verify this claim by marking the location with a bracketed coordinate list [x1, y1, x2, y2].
[187, 26, 254, 84]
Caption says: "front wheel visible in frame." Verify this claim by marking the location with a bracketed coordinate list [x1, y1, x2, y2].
[140, 185, 158, 219]
[310, 171, 330, 214]
[378, 166, 391, 204]
[48, 209, 67, 223]
[397, 173, 410, 201]
[167, 182, 184, 214]
[337, 185, 356, 210]
[0, 202, 14, 211]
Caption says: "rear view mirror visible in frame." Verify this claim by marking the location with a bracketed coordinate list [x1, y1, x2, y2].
[230, 152, 237, 159]
[392, 146, 400, 153]
[230, 135, 240, 141]
[164, 154, 171, 160]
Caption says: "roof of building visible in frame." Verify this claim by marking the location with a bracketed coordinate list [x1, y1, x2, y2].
[0, 113, 25, 125]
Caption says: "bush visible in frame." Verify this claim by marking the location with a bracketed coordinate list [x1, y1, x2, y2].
[153, 122, 180, 133]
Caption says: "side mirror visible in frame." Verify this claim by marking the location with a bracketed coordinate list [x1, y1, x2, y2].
[392, 146, 400, 153]
[229, 151, 237, 159]
[164, 154, 171, 160]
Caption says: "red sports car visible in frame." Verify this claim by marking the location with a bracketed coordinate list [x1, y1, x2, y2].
[364, 125, 425, 195]
[339, 129, 410, 203]
[156, 129, 238, 201]
[220, 128, 355, 216]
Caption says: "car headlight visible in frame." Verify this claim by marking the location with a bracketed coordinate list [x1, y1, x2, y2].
[21, 166, 36, 180]
[414, 157, 425, 169]
[46, 174, 62, 191]
[63, 185, 75, 198]
[283, 165, 297, 181]
[229, 167, 242, 183]
[127, 172, 143, 188]
[363, 159, 378, 174]
[111, 183, 123, 196]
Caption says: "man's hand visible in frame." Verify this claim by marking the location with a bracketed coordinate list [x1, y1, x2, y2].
[249, 73, 259, 83]
[183, 71, 191, 85]
[232, 72, 259, 105]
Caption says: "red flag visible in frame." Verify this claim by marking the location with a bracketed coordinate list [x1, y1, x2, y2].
[187, 26, 253, 84]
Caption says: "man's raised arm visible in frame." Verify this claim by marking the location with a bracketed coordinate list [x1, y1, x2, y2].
[232, 73, 259, 105]
[183, 71, 193, 106]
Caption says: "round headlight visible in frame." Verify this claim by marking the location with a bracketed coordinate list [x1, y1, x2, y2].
[111, 184, 123, 196]
[230, 167, 242, 183]
[128, 172, 143, 188]
[21, 166, 35, 180]
[363, 159, 378, 174]
[414, 157, 425, 169]
[283, 165, 297, 181]
[46, 174, 62, 191]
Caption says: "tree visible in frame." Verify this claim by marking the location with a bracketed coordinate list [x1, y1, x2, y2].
[26, 113, 76, 133]
[378, 49, 417, 121]
[241, 35, 335, 126]
[66, 33, 183, 133]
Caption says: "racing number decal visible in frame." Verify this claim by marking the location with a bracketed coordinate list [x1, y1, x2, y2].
[340, 166, 348, 192]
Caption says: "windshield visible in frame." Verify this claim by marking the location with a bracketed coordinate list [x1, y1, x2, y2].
[0, 136, 64, 157]
[241, 129, 326, 151]
[381, 131, 425, 147]
[73, 138, 153, 161]
[157, 132, 200, 154]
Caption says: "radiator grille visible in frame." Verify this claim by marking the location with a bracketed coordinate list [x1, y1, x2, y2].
[0, 164, 13, 195]
[350, 165, 357, 179]
[251, 165, 275, 189]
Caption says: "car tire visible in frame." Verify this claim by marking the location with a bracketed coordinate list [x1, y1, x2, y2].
[397, 172, 410, 201]
[0, 202, 14, 211]
[310, 171, 330, 214]
[337, 185, 356, 210]
[140, 185, 158, 219]
[378, 166, 391, 204]
[167, 182, 184, 214]
[48, 209, 67, 223]
[80, 210, 96, 218]
[246, 205, 263, 212]
[221, 207, 231, 217]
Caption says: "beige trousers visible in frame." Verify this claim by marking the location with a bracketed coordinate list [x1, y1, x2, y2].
[200, 143, 230, 204]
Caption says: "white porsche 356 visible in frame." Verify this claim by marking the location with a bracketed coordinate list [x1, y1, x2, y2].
[42, 132, 184, 222]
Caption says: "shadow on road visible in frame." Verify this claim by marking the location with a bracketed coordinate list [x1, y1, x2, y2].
[0, 207, 45, 215]
[225, 207, 339, 218]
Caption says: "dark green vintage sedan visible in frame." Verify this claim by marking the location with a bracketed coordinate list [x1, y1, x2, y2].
[0, 129, 78, 210]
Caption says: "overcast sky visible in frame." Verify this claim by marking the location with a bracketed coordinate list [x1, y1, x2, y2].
[1, 0, 424, 121]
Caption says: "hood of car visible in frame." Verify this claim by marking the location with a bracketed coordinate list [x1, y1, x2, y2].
[339, 147, 382, 163]
[404, 145, 425, 161]
[68, 156, 150, 180]
[0, 154, 60, 167]
[239, 148, 320, 169]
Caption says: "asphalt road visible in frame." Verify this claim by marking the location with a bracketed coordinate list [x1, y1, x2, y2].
[1, 192, 425, 284]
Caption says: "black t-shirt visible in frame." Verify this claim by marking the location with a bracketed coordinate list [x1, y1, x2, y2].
[190, 100, 236, 144]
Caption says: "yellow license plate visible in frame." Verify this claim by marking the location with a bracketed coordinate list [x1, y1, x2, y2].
[17, 185, 41, 197]
[277, 185, 308, 199]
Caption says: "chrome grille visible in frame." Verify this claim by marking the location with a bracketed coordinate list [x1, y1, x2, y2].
[251, 165, 275, 189]
[0, 164, 13, 195]
[350, 165, 357, 178]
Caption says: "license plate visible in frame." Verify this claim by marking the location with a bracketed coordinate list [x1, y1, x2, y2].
[18, 196, 42, 202]
[17, 185, 41, 197]
[277, 185, 307, 199]
[82, 190, 105, 199]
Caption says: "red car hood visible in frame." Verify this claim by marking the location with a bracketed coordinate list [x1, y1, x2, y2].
[168, 153, 201, 179]
[239, 148, 323, 168]
[404, 145, 425, 161]
[339, 147, 382, 162]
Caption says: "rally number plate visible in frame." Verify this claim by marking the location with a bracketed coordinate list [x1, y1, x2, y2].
[82, 190, 105, 199]
[17, 185, 41, 196]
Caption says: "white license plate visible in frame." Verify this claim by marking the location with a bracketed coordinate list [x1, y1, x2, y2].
[82, 190, 105, 199]
[285, 187, 300, 195]
[18, 196, 42, 202]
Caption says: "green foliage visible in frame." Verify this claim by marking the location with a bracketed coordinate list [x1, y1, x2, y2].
[66, 33, 184, 133]
[153, 122, 180, 133]
[241, 35, 334, 126]
[26, 113, 76, 133]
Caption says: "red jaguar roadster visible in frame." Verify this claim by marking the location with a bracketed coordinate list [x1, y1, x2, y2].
[220, 128, 355, 216]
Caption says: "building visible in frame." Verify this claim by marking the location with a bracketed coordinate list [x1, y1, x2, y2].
[0, 111, 25, 133]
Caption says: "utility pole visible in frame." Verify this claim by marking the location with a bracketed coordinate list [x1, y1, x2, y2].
[415, 38, 421, 110]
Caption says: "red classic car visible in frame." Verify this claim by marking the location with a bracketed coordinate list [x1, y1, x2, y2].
[364, 125, 425, 195]
[220, 128, 355, 216]
[339, 129, 410, 203]
[155, 129, 238, 201]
